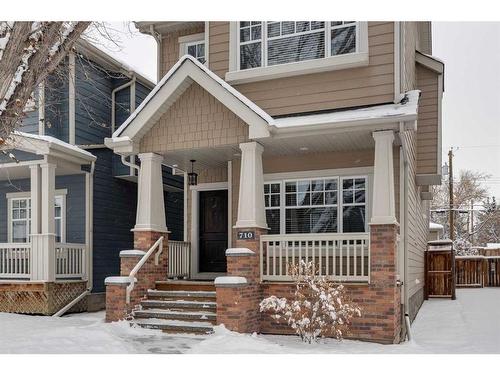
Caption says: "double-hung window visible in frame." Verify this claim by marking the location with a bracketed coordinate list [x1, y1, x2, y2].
[179, 33, 206, 65]
[8, 193, 66, 243]
[264, 176, 367, 235]
[229, 21, 367, 83]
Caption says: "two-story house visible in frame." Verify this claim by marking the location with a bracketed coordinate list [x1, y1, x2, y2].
[0, 39, 184, 314]
[102, 21, 444, 344]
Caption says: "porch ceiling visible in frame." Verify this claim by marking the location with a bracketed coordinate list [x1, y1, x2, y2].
[161, 144, 241, 171]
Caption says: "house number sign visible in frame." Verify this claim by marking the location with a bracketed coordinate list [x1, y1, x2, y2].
[237, 231, 255, 240]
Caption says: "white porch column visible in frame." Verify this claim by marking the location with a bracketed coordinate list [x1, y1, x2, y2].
[31, 162, 56, 281]
[370, 130, 397, 225]
[29, 165, 41, 236]
[235, 142, 267, 229]
[133, 152, 168, 233]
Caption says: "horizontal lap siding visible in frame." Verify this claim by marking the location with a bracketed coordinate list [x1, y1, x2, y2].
[91, 148, 137, 292]
[208, 21, 395, 116]
[75, 58, 113, 145]
[114, 86, 131, 130]
[44, 63, 69, 141]
[416, 65, 439, 175]
[404, 131, 428, 318]
[19, 87, 39, 134]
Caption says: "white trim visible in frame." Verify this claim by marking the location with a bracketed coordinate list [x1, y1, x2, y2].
[190, 182, 230, 280]
[85, 171, 93, 291]
[227, 160, 232, 248]
[178, 32, 205, 45]
[437, 73, 444, 177]
[68, 52, 76, 145]
[204, 22, 210, 66]
[226, 22, 369, 84]
[7, 189, 67, 243]
[264, 166, 374, 181]
[109, 55, 271, 146]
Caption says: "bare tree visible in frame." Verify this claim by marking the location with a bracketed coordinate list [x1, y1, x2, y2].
[431, 169, 499, 247]
[0, 21, 91, 140]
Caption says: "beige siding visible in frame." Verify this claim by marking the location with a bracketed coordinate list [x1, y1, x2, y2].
[139, 83, 249, 154]
[417, 22, 432, 55]
[160, 24, 205, 77]
[208, 22, 395, 116]
[416, 64, 439, 175]
[404, 130, 428, 313]
[401, 22, 418, 92]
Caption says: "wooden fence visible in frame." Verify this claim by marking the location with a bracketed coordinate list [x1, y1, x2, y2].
[454, 256, 500, 288]
[425, 240, 456, 299]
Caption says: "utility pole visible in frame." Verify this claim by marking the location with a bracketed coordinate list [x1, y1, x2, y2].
[448, 149, 454, 241]
[470, 200, 474, 244]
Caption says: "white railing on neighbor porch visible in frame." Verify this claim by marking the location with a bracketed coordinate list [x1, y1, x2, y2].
[260, 233, 370, 282]
[168, 241, 191, 279]
[55, 243, 87, 279]
[0, 243, 31, 278]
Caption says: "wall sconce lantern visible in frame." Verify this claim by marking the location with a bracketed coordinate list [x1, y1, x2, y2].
[188, 159, 198, 186]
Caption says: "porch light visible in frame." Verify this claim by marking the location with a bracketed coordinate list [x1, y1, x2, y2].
[188, 159, 198, 186]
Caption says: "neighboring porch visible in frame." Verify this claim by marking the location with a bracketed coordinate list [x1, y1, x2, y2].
[0, 132, 95, 314]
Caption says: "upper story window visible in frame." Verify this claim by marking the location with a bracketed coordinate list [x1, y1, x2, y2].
[179, 33, 206, 65]
[227, 22, 368, 83]
[239, 21, 358, 70]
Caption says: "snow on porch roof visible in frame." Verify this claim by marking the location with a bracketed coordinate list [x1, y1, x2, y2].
[111, 54, 274, 141]
[271, 90, 421, 131]
[6, 131, 96, 163]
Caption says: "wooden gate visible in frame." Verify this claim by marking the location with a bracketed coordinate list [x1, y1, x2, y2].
[425, 240, 456, 299]
[485, 257, 500, 287]
[455, 256, 484, 287]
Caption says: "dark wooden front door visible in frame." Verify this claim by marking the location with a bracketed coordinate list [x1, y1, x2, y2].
[199, 190, 228, 273]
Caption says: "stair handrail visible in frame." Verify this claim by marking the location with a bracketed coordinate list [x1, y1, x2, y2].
[126, 236, 164, 304]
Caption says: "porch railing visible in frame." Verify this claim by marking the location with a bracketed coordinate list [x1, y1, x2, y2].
[260, 233, 370, 282]
[55, 243, 87, 279]
[0, 243, 31, 278]
[168, 241, 191, 279]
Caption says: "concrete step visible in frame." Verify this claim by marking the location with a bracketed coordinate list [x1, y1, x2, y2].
[147, 289, 216, 302]
[133, 308, 216, 322]
[156, 280, 215, 292]
[133, 318, 214, 335]
[140, 299, 216, 312]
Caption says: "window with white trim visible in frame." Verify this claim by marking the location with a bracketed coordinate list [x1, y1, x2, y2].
[263, 176, 367, 235]
[239, 21, 359, 70]
[8, 194, 66, 243]
[185, 41, 206, 64]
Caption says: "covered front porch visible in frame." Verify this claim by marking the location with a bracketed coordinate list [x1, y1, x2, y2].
[0, 132, 95, 314]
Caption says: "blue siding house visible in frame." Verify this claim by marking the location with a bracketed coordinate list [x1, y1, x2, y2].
[0, 39, 184, 314]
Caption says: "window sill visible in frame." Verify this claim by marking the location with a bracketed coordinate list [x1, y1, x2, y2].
[225, 52, 369, 84]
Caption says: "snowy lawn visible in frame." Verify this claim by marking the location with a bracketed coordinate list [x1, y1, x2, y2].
[0, 288, 499, 354]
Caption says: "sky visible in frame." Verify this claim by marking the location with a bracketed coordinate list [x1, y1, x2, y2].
[96, 22, 500, 200]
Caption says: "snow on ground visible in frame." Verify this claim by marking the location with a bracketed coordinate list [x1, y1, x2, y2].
[0, 289, 499, 354]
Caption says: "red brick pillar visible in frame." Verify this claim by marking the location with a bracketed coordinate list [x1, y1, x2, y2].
[367, 223, 401, 343]
[104, 276, 134, 322]
[215, 227, 266, 333]
[133, 230, 169, 284]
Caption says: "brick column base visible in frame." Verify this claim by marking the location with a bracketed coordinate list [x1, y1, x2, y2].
[105, 277, 133, 322]
[104, 230, 169, 322]
[216, 227, 267, 333]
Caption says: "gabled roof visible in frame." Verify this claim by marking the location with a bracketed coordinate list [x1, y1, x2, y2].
[110, 55, 272, 146]
[3, 132, 96, 164]
[416, 50, 444, 75]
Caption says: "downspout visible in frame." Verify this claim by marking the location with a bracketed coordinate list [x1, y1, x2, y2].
[111, 75, 136, 134]
[149, 25, 162, 82]
[399, 122, 411, 340]
[53, 160, 95, 317]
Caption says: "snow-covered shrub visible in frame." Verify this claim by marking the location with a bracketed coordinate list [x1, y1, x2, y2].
[260, 260, 361, 343]
[454, 238, 478, 256]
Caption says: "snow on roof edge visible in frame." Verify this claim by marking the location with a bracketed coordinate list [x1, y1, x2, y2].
[112, 55, 274, 139]
[11, 131, 96, 161]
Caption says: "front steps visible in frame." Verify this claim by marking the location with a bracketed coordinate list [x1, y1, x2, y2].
[132, 281, 216, 335]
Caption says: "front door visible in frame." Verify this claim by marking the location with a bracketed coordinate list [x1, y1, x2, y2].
[199, 190, 228, 273]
